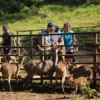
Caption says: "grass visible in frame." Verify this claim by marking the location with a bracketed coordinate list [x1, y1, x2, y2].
[0, 4, 100, 34]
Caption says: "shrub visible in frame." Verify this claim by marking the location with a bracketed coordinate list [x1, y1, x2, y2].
[0, 10, 4, 18]
[73, 8, 86, 16]
[30, 6, 38, 15]
[5, 12, 26, 20]
[21, 6, 32, 16]
[48, 5, 66, 12]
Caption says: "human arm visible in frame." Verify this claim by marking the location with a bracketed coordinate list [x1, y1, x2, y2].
[41, 31, 51, 46]
[60, 34, 65, 49]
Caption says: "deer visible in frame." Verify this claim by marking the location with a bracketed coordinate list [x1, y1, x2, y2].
[23, 42, 58, 87]
[1, 55, 25, 91]
[69, 76, 88, 94]
[55, 60, 71, 94]
[68, 64, 93, 83]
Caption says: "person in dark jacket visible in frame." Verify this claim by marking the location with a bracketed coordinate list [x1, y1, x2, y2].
[2, 26, 16, 63]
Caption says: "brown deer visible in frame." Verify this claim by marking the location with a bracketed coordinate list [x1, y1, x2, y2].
[23, 43, 58, 86]
[1, 55, 25, 91]
[70, 76, 87, 93]
[68, 64, 93, 83]
[56, 61, 71, 94]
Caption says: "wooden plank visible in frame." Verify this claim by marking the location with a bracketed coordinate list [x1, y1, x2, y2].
[30, 30, 33, 59]
[93, 33, 98, 86]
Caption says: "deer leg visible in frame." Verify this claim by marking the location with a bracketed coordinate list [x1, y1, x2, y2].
[89, 73, 93, 84]
[2, 76, 5, 91]
[40, 75, 43, 84]
[14, 75, 19, 89]
[56, 72, 59, 84]
[61, 74, 66, 94]
[49, 74, 53, 85]
[23, 74, 33, 88]
[75, 85, 78, 94]
[8, 75, 12, 92]
[15, 76, 18, 83]
[29, 77, 33, 88]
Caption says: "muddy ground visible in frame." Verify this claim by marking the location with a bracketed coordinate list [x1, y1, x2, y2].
[0, 81, 100, 100]
[0, 82, 89, 100]
[0, 92, 84, 100]
[0, 92, 85, 100]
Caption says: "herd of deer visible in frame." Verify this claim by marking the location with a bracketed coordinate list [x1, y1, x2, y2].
[0, 42, 100, 94]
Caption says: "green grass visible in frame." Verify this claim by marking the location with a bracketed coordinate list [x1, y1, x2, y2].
[0, 4, 100, 33]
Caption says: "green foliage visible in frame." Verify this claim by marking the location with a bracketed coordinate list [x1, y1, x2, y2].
[86, 0, 100, 5]
[30, 6, 38, 15]
[48, 5, 67, 12]
[21, 6, 32, 16]
[0, 10, 4, 18]
[0, 4, 100, 32]
[0, 0, 99, 20]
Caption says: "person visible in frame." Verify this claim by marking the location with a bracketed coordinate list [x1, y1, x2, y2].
[1, 26, 16, 63]
[60, 22, 77, 63]
[51, 25, 61, 45]
[41, 22, 55, 60]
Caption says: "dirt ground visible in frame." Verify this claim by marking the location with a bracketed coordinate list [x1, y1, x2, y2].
[0, 81, 99, 100]
[0, 92, 85, 100]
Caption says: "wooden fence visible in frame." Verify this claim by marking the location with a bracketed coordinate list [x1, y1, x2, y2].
[0, 30, 100, 86]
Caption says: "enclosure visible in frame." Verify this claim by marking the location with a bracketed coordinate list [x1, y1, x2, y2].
[0, 27, 100, 100]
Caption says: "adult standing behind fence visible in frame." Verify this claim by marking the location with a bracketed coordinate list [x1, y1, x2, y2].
[51, 25, 61, 45]
[60, 22, 77, 63]
[1, 26, 16, 63]
[41, 22, 55, 60]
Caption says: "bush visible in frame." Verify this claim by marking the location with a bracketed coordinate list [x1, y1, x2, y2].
[86, 0, 100, 5]
[21, 6, 32, 16]
[48, 5, 66, 12]
[0, 10, 4, 18]
[74, 8, 86, 15]
[12, 12, 26, 19]
[30, 6, 38, 15]
[5, 12, 26, 20]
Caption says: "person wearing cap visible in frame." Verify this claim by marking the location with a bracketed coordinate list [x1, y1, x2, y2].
[41, 22, 55, 60]
[60, 22, 77, 63]
[41, 22, 55, 45]
[1, 26, 16, 63]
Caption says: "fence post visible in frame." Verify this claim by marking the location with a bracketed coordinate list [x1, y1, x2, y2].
[16, 31, 20, 77]
[40, 35, 44, 84]
[17, 31, 20, 54]
[93, 33, 98, 86]
[30, 31, 33, 59]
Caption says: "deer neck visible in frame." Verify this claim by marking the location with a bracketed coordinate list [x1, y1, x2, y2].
[52, 49, 58, 67]
[19, 56, 26, 66]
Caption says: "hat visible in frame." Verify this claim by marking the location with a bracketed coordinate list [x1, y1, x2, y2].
[3, 26, 9, 31]
[47, 23, 55, 29]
